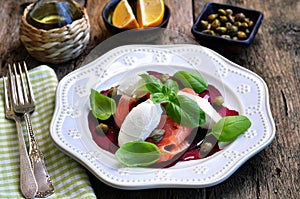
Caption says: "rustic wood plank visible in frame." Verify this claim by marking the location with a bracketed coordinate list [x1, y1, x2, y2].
[194, 1, 300, 199]
[83, 0, 112, 50]
[0, 1, 30, 70]
[164, 0, 194, 36]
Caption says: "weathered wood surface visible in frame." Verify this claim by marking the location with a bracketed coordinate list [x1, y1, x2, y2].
[0, 0, 299, 198]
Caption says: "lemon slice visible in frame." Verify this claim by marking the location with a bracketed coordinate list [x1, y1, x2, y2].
[137, 0, 165, 28]
[112, 0, 139, 29]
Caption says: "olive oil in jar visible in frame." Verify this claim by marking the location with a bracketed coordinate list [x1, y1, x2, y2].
[27, 0, 82, 30]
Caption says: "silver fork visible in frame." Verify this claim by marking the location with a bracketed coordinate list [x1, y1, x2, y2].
[3, 72, 38, 198]
[9, 63, 54, 198]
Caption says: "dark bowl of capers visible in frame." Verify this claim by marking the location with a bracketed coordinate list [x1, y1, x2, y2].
[192, 2, 263, 53]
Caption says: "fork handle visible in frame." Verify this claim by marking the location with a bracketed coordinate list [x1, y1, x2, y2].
[24, 112, 55, 197]
[15, 119, 38, 198]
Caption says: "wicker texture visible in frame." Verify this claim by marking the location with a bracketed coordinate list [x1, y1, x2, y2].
[20, 3, 90, 64]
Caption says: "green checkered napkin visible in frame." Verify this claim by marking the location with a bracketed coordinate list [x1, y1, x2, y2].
[0, 65, 96, 198]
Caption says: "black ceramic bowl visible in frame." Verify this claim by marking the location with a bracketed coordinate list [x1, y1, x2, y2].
[102, 0, 171, 33]
[192, 2, 263, 53]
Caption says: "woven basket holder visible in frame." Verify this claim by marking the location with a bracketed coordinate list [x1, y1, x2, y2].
[20, 2, 90, 64]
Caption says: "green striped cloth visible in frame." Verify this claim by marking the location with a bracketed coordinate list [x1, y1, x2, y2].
[0, 65, 96, 198]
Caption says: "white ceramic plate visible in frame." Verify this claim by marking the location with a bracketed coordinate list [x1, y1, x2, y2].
[50, 44, 275, 189]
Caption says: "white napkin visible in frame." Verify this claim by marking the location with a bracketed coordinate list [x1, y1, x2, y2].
[0, 65, 96, 198]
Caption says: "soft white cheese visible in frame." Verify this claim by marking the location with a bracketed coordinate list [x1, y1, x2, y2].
[117, 73, 148, 98]
[177, 91, 222, 129]
[118, 99, 163, 146]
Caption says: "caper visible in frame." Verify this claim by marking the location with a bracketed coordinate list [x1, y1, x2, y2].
[225, 9, 233, 16]
[107, 87, 117, 98]
[237, 31, 247, 39]
[150, 129, 165, 143]
[208, 13, 218, 21]
[227, 15, 235, 23]
[95, 123, 109, 135]
[200, 20, 209, 29]
[244, 18, 250, 24]
[241, 22, 249, 28]
[245, 29, 250, 34]
[207, 23, 211, 30]
[234, 21, 242, 27]
[201, 142, 213, 153]
[213, 96, 224, 106]
[227, 25, 238, 35]
[202, 29, 216, 36]
[221, 35, 231, 39]
[218, 8, 227, 16]
[216, 27, 227, 34]
[219, 15, 228, 23]
[211, 19, 221, 29]
[160, 74, 170, 82]
[235, 13, 246, 21]
[248, 20, 254, 28]
[225, 22, 232, 28]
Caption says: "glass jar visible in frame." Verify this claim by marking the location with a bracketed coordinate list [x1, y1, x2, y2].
[26, 0, 83, 30]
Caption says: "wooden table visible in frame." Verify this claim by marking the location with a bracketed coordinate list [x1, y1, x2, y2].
[1, 0, 299, 198]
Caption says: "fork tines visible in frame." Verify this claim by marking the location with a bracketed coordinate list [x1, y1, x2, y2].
[9, 62, 35, 112]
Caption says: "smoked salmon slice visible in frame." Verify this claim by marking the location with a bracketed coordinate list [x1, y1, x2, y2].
[156, 116, 193, 163]
[114, 95, 138, 128]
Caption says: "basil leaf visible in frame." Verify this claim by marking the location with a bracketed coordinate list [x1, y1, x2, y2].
[163, 79, 179, 95]
[166, 95, 206, 128]
[211, 115, 251, 142]
[150, 92, 169, 103]
[115, 141, 161, 167]
[173, 71, 208, 93]
[90, 89, 116, 120]
[139, 74, 163, 93]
